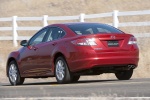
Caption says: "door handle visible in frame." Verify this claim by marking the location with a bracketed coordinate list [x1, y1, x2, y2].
[27, 58, 32, 61]
[33, 46, 38, 51]
[52, 42, 57, 46]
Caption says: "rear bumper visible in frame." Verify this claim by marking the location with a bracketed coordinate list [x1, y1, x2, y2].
[68, 51, 139, 72]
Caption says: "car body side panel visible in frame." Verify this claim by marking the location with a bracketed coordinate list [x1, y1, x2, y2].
[18, 39, 71, 77]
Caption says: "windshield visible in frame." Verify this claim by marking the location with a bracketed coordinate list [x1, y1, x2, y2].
[68, 23, 124, 35]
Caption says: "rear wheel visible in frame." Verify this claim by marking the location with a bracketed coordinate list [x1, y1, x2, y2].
[115, 69, 133, 80]
[55, 57, 72, 84]
[8, 61, 25, 85]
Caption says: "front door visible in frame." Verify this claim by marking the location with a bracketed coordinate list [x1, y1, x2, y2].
[19, 27, 49, 77]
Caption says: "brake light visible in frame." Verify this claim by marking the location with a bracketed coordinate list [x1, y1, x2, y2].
[128, 37, 137, 44]
[71, 38, 97, 46]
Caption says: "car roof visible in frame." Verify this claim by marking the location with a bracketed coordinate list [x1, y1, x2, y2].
[49, 22, 106, 26]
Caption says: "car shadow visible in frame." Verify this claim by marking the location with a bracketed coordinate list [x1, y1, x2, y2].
[2, 79, 130, 86]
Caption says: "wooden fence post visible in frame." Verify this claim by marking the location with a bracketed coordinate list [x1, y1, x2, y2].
[113, 10, 119, 28]
[79, 13, 85, 22]
[12, 16, 18, 47]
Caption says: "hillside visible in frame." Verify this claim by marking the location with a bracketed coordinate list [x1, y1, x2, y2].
[0, 0, 150, 17]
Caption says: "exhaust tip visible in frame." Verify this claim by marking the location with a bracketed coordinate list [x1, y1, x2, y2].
[128, 65, 136, 69]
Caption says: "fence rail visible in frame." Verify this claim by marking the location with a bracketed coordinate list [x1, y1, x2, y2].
[0, 10, 150, 47]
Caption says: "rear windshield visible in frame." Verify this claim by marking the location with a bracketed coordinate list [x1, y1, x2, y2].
[68, 23, 123, 35]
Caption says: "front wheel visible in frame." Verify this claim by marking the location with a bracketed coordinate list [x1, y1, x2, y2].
[55, 57, 72, 84]
[8, 61, 25, 85]
[115, 69, 133, 80]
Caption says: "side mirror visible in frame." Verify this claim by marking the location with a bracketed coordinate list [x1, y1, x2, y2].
[20, 40, 28, 46]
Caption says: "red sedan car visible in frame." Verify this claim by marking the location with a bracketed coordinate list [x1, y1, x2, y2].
[6, 23, 139, 85]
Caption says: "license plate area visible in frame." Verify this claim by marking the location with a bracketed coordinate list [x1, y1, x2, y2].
[107, 40, 119, 47]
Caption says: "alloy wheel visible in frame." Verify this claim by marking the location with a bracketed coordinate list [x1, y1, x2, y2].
[56, 60, 65, 81]
[9, 63, 18, 84]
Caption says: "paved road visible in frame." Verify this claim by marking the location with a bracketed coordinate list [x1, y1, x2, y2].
[0, 78, 150, 99]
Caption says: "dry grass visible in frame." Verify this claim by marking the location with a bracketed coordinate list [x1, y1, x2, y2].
[0, 0, 150, 17]
[0, 0, 150, 82]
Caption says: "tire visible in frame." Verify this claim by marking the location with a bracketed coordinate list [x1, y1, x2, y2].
[71, 75, 80, 83]
[115, 69, 133, 80]
[55, 57, 72, 84]
[8, 61, 25, 86]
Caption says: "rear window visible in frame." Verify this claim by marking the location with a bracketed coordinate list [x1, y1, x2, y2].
[68, 23, 123, 35]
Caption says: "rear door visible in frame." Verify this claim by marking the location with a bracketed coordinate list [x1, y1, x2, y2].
[35, 27, 66, 76]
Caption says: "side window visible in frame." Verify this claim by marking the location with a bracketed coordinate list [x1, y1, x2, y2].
[46, 27, 66, 42]
[29, 28, 48, 45]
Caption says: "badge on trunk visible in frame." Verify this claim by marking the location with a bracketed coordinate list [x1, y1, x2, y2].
[107, 40, 119, 47]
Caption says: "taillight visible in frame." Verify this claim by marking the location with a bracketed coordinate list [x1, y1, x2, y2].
[128, 37, 137, 45]
[71, 38, 97, 46]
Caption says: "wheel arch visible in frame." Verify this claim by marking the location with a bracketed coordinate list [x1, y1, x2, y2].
[53, 52, 66, 65]
[53, 52, 71, 76]
[6, 57, 17, 77]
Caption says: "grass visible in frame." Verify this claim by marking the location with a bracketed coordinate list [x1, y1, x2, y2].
[0, 0, 150, 82]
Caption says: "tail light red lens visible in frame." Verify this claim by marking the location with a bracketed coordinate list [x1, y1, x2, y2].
[128, 37, 137, 45]
[71, 38, 97, 46]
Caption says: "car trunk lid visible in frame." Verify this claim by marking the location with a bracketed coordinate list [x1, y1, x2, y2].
[84, 33, 134, 52]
